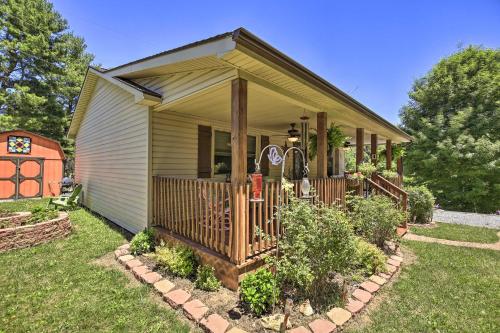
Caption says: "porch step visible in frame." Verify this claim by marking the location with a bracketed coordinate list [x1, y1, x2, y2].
[397, 227, 407, 237]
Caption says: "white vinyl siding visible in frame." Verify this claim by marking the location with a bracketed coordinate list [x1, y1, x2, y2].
[75, 78, 149, 233]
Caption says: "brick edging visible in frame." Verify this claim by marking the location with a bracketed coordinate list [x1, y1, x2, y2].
[115, 244, 404, 333]
[0, 212, 71, 252]
[115, 244, 245, 333]
[293, 252, 404, 333]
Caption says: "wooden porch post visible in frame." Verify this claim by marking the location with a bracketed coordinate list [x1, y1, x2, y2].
[386, 139, 392, 170]
[317, 112, 327, 178]
[334, 147, 340, 175]
[397, 156, 403, 175]
[355, 128, 364, 171]
[371, 133, 378, 166]
[231, 78, 247, 264]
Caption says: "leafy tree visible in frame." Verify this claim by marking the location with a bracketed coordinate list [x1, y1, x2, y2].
[0, 0, 94, 155]
[400, 46, 499, 213]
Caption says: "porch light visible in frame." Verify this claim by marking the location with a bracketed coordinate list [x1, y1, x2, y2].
[342, 141, 351, 151]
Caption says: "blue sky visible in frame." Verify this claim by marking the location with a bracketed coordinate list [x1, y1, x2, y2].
[52, 0, 499, 124]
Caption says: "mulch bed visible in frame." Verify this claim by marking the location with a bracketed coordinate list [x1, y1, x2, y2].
[115, 245, 404, 333]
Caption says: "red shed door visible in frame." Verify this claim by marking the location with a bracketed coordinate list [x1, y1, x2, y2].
[0, 157, 44, 200]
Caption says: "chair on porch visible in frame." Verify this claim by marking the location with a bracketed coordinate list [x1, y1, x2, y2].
[197, 183, 231, 233]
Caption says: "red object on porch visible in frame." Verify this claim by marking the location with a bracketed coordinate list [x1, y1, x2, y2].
[251, 172, 263, 200]
[0, 130, 65, 200]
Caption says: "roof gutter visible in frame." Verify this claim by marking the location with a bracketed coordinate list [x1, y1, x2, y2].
[232, 28, 412, 141]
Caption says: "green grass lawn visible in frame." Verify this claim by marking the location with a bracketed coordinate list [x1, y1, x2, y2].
[410, 222, 499, 243]
[346, 240, 500, 333]
[0, 199, 190, 333]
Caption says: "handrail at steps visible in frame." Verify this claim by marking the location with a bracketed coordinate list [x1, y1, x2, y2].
[366, 178, 400, 202]
[372, 174, 408, 195]
[371, 174, 408, 228]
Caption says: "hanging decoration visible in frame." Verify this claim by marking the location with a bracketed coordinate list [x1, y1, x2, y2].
[8, 136, 31, 154]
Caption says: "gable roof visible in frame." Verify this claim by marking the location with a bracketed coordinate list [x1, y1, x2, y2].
[69, 28, 411, 142]
[68, 67, 161, 138]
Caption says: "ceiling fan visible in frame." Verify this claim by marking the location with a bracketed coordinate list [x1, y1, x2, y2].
[270, 123, 301, 143]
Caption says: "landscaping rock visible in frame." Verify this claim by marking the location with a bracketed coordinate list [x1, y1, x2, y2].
[164, 289, 191, 308]
[200, 313, 230, 333]
[289, 326, 310, 333]
[117, 254, 134, 264]
[327, 307, 352, 326]
[125, 259, 142, 270]
[352, 288, 372, 303]
[114, 249, 128, 258]
[384, 240, 397, 252]
[308, 319, 336, 333]
[226, 328, 248, 333]
[153, 279, 175, 295]
[387, 258, 401, 267]
[369, 275, 387, 286]
[386, 264, 398, 274]
[132, 265, 151, 279]
[345, 298, 364, 314]
[299, 299, 314, 316]
[261, 314, 291, 331]
[183, 299, 208, 322]
[378, 272, 391, 280]
[141, 271, 162, 285]
[118, 243, 130, 251]
[360, 281, 380, 293]
[390, 255, 403, 262]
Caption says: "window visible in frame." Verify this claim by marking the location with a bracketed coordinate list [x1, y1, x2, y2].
[8, 136, 31, 154]
[214, 130, 257, 175]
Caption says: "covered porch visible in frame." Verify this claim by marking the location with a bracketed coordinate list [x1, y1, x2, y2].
[145, 72, 408, 288]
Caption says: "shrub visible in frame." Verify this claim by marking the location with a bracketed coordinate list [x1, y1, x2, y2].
[407, 186, 435, 224]
[130, 228, 155, 255]
[358, 162, 377, 177]
[352, 237, 386, 275]
[349, 195, 404, 247]
[381, 169, 399, 179]
[27, 206, 58, 225]
[271, 185, 356, 294]
[154, 244, 197, 278]
[195, 265, 221, 291]
[240, 268, 278, 316]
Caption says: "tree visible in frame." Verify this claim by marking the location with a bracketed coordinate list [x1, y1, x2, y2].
[0, 0, 94, 155]
[400, 46, 500, 213]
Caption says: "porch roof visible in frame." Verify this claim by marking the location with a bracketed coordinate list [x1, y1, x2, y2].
[71, 28, 411, 143]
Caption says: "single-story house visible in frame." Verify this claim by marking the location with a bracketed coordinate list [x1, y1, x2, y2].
[69, 28, 411, 289]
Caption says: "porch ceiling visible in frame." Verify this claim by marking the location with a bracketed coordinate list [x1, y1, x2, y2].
[155, 80, 397, 145]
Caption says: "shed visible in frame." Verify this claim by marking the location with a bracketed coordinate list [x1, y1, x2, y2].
[0, 130, 65, 200]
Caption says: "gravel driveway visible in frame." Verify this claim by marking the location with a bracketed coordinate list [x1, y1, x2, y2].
[433, 209, 500, 229]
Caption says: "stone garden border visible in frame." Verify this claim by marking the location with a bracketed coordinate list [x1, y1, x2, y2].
[114, 244, 404, 333]
[0, 211, 71, 252]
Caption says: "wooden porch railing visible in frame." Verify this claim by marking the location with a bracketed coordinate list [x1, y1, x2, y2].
[153, 176, 346, 265]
